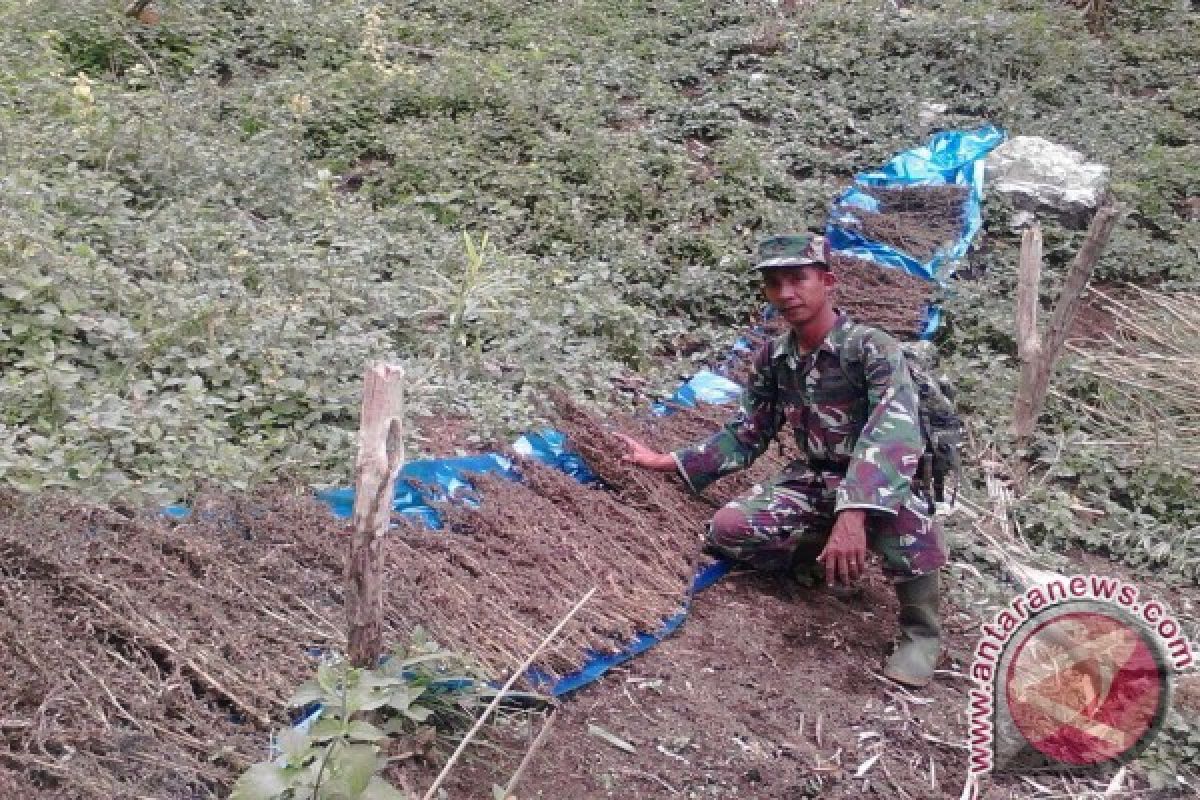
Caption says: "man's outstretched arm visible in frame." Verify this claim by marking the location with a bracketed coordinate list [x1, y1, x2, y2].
[617, 343, 783, 492]
[669, 344, 782, 492]
[616, 434, 676, 472]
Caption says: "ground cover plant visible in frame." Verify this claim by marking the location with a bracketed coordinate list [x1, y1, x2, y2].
[2, 0, 1199, 796]
[2, 0, 1197, 503]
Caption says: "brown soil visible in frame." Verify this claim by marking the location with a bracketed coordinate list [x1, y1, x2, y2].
[0, 398, 803, 798]
[429, 570, 985, 800]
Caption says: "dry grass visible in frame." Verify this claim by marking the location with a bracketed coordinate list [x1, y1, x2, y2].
[848, 185, 969, 262]
[384, 395, 797, 681]
[1063, 287, 1200, 473]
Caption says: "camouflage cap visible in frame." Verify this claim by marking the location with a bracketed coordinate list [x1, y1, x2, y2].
[754, 233, 831, 270]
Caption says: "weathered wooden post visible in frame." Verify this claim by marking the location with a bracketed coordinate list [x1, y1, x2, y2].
[1014, 224, 1045, 444]
[1085, 0, 1108, 35]
[346, 362, 405, 667]
[1013, 204, 1122, 449]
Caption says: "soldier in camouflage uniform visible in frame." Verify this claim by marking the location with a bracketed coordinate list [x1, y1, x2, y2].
[618, 233, 947, 688]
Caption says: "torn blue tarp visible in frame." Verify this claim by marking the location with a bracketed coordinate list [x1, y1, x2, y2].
[920, 305, 942, 340]
[827, 125, 1006, 283]
[513, 428, 598, 484]
[316, 453, 516, 528]
[527, 559, 733, 695]
[651, 370, 744, 415]
[314, 431, 599, 528]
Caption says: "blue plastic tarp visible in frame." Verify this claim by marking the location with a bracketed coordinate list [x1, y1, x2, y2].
[316, 453, 516, 528]
[652, 370, 744, 416]
[826, 124, 1006, 283]
[527, 559, 733, 695]
[512, 428, 598, 484]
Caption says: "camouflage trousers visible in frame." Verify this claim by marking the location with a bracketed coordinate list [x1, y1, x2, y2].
[705, 470, 947, 581]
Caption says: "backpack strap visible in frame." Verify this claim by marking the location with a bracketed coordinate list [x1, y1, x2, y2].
[839, 324, 939, 511]
[837, 323, 871, 392]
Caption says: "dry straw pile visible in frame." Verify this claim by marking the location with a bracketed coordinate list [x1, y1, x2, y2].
[830, 254, 936, 339]
[385, 396, 794, 682]
[850, 185, 970, 262]
[1065, 287, 1200, 473]
[825, 184, 969, 338]
[0, 487, 351, 798]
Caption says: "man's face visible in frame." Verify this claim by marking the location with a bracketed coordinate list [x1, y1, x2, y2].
[760, 265, 835, 326]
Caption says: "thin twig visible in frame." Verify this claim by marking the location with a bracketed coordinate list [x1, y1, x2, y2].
[618, 768, 681, 795]
[420, 587, 597, 800]
[501, 710, 559, 797]
[69, 656, 145, 732]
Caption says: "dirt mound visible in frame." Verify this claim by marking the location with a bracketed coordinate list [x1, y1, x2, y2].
[5, 473, 1187, 797]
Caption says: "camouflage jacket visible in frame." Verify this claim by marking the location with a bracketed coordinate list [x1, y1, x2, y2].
[672, 313, 923, 515]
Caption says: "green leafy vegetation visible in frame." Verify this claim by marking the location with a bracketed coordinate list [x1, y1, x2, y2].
[3, 0, 1199, 791]
[230, 636, 513, 800]
[2, 0, 1196, 503]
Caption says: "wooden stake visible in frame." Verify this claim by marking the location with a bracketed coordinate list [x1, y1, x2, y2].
[346, 362, 405, 668]
[1013, 224, 1044, 444]
[1013, 204, 1122, 448]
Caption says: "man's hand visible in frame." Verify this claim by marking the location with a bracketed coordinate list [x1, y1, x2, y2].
[614, 433, 677, 472]
[817, 510, 868, 586]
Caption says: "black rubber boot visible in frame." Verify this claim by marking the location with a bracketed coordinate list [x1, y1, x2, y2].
[883, 571, 942, 688]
